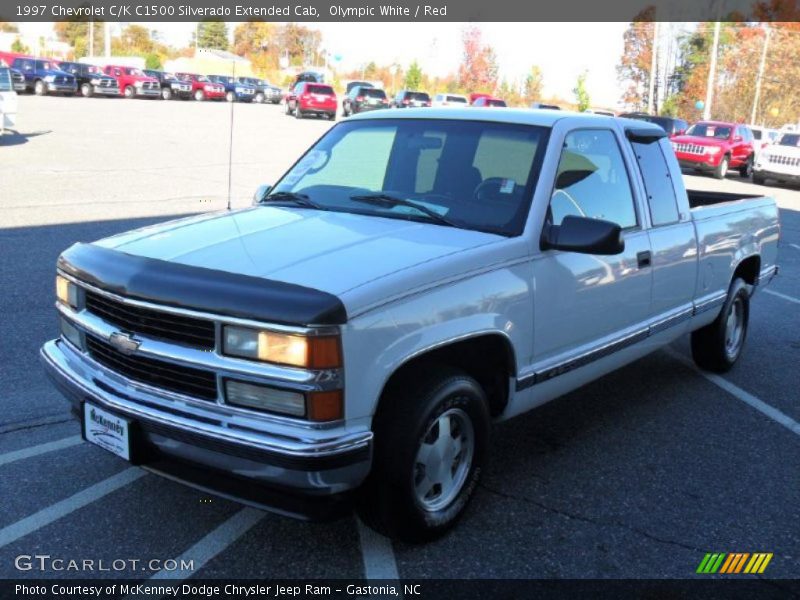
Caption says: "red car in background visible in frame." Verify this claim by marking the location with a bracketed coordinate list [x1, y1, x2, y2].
[285, 82, 337, 120]
[103, 65, 160, 99]
[671, 121, 756, 179]
[175, 73, 225, 101]
[469, 93, 507, 107]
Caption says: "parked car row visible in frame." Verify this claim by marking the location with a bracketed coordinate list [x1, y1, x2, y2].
[0, 52, 285, 105]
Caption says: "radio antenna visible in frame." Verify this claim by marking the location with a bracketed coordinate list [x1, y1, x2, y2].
[226, 59, 235, 211]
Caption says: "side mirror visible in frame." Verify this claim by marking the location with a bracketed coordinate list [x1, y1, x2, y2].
[541, 215, 624, 255]
[252, 184, 271, 205]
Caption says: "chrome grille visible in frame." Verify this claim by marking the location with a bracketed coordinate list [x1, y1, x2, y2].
[99, 79, 114, 88]
[143, 81, 158, 90]
[86, 335, 218, 401]
[85, 290, 216, 350]
[767, 154, 800, 167]
[673, 142, 705, 155]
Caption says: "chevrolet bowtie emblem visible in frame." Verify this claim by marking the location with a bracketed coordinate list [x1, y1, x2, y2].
[108, 332, 141, 356]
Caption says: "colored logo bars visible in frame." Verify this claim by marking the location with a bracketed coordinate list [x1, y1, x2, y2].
[697, 553, 773, 574]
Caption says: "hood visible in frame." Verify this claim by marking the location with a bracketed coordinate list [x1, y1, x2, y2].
[763, 143, 800, 159]
[671, 134, 729, 147]
[94, 206, 502, 298]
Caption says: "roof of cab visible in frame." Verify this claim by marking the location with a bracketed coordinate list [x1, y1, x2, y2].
[346, 106, 667, 136]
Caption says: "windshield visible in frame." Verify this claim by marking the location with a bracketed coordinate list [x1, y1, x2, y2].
[686, 123, 732, 139]
[270, 119, 548, 236]
[38, 61, 57, 71]
[362, 88, 386, 98]
[407, 92, 430, 101]
[125, 68, 144, 76]
[196, 75, 210, 82]
[487, 99, 507, 107]
[447, 96, 467, 103]
[307, 84, 333, 95]
[779, 133, 800, 147]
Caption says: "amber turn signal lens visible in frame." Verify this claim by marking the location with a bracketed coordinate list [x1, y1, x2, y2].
[308, 336, 342, 369]
[307, 390, 343, 421]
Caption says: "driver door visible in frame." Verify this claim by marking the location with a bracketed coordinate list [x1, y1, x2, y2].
[531, 127, 653, 371]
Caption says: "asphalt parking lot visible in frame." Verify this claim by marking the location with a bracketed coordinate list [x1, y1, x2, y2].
[0, 96, 798, 585]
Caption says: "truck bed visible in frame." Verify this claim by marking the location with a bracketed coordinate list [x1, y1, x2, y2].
[687, 190, 763, 209]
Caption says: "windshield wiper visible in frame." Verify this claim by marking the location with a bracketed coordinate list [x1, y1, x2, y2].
[350, 193, 463, 229]
[262, 191, 327, 210]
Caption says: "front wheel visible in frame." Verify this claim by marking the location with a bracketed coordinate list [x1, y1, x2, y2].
[161, 87, 172, 101]
[123, 86, 135, 99]
[226, 91, 235, 102]
[714, 155, 729, 179]
[194, 89, 204, 101]
[357, 368, 490, 542]
[691, 278, 750, 373]
[81, 83, 93, 97]
[34, 80, 47, 96]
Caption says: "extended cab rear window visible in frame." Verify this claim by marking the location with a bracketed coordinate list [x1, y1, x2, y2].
[271, 118, 549, 236]
[307, 85, 333, 95]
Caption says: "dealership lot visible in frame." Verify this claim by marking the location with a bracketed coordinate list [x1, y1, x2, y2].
[0, 96, 798, 582]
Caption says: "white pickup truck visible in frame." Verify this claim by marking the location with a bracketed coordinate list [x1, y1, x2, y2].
[42, 109, 780, 542]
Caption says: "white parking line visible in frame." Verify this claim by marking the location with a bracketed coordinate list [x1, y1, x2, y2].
[0, 467, 145, 549]
[670, 352, 800, 437]
[764, 289, 800, 305]
[0, 435, 82, 467]
[357, 518, 400, 580]
[789, 243, 800, 252]
[147, 507, 265, 581]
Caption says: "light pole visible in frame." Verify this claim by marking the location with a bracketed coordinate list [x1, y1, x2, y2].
[750, 25, 771, 125]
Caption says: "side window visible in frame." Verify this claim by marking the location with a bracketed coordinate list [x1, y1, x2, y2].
[631, 138, 680, 226]
[549, 129, 637, 229]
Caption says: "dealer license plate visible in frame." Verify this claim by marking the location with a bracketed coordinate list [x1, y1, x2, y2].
[83, 403, 131, 461]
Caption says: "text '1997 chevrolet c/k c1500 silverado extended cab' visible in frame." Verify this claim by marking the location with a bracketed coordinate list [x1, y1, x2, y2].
[41, 109, 780, 542]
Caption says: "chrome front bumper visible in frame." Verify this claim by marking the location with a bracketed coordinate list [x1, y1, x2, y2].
[41, 339, 372, 518]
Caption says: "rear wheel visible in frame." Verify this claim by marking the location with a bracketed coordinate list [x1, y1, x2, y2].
[81, 83, 93, 97]
[294, 105, 303, 119]
[714, 155, 729, 179]
[285, 101, 291, 115]
[691, 278, 750, 373]
[34, 79, 47, 96]
[357, 367, 490, 542]
[161, 87, 172, 101]
[739, 155, 753, 178]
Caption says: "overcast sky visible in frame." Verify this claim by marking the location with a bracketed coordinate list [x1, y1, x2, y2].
[18, 22, 629, 107]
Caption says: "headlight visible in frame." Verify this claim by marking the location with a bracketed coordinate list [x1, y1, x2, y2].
[204, 84, 213, 91]
[234, 86, 244, 93]
[44, 75, 56, 82]
[705, 146, 722, 155]
[56, 275, 78, 308]
[134, 80, 144, 87]
[90, 78, 101, 85]
[222, 326, 341, 369]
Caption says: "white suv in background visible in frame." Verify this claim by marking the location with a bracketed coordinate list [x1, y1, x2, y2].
[753, 132, 800, 185]
[431, 93, 468, 107]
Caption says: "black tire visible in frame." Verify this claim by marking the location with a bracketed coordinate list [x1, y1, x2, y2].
[161, 87, 172, 101]
[81, 83, 92, 97]
[328, 112, 336, 121]
[123, 85, 135, 99]
[34, 79, 47, 96]
[254, 93, 265, 104]
[194, 89, 205, 101]
[285, 101, 291, 115]
[357, 367, 490, 542]
[713, 155, 729, 179]
[739, 155, 753, 178]
[226, 91, 235, 102]
[294, 105, 303, 119]
[752, 173, 766, 185]
[691, 278, 750, 373]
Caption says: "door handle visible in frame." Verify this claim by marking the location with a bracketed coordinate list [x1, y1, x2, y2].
[637, 251, 652, 269]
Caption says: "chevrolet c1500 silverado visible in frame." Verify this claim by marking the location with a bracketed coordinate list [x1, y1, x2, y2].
[41, 109, 780, 542]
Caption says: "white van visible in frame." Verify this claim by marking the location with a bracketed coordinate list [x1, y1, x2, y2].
[0, 66, 18, 135]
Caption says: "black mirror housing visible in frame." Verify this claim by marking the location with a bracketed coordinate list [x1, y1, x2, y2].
[541, 215, 625, 255]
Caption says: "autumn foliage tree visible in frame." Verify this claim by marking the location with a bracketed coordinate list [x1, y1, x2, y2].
[522, 66, 544, 105]
[457, 26, 499, 93]
[617, 7, 655, 111]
